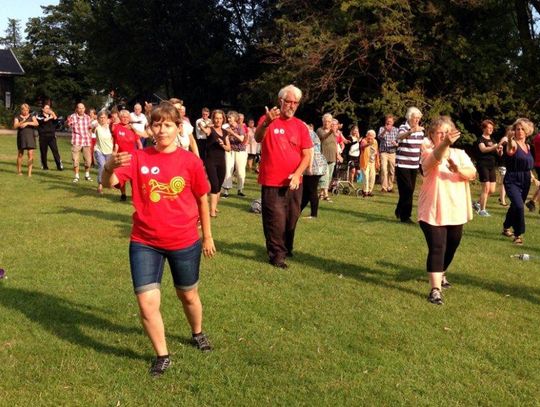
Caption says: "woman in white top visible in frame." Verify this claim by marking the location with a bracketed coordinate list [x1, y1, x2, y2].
[347, 125, 361, 183]
[94, 111, 114, 193]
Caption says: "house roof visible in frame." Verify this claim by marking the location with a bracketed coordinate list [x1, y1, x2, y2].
[0, 48, 25, 75]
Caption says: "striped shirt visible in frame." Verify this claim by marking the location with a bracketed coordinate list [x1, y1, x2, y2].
[377, 126, 399, 153]
[67, 113, 92, 146]
[396, 122, 424, 169]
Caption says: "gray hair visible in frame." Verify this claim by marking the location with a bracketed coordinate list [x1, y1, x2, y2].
[119, 109, 131, 117]
[366, 129, 376, 137]
[278, 84, 302, 101]
[322, 113, 333, 122]
[405, 107, 422, 121]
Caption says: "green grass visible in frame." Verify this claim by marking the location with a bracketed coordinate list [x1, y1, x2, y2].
[0, 134, 539, 406]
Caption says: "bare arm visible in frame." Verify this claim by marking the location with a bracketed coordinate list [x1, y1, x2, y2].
[102, 151, 132, 188]
[255, 106, 280, 143]
[189, 133, 200, 157]
[422, 129, 461, 171]
[478, 142, 498, 153]
[289, 147, 313, 190]
[197, 194, 216, 257]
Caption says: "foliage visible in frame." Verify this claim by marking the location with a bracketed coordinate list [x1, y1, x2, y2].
[0, 18, 22, 49]
[0, 134, 539, 404]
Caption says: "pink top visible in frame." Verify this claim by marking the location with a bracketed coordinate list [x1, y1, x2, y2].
[418, 147, 474, 226]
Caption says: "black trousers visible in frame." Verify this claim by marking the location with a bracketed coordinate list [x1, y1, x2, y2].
[395, 167, 418, 221]
[197, 139, 207, 161]
[39, 135, 62, 169]
[261, 185, 302, 264]
[419, 221, 463, 273]
[205, 158, 225, 194]
[301, 175, 322, 217]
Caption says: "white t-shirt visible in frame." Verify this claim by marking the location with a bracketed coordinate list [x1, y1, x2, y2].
[195, 118, 210, 140]
[130, 112, 148, 134]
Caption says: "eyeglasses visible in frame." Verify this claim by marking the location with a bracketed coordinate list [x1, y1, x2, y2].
[282, 99, 299, 106]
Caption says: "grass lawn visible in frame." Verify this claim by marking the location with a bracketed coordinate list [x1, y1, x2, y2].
[0, 134, 539, 406]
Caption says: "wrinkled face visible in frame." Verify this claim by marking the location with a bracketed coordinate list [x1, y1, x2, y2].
[322, 117, 332, 128]
[366, 132, 375, 141]
[179, 106, 186, 118]
[484, 123, 494, 135]
[238, 114, 244, 124]
[202, 110, 209, 119]
[409, 114, 421, 127]
[98, 114, 108, 125]
[151, 119, 178, 149]
[385, 118, 394, 127]
[280, 91, 299, 119]
[76, 103, 85, 115]
[213, 112, 224, 127]
[331, 121, 339, 132]
[120, 112, 131, 125]
[430, 123, 451, 147]
[227, 114, 237, 125]
[134, 104, 142, 115]
[21, 105, 30, 115]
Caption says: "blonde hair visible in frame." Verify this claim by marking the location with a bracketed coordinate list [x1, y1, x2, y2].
[512, 118, 534, 136]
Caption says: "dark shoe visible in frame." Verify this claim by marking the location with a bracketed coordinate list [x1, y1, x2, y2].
[367, 192, 374, 197]
[427, 288, 443, 305]
[237, 191, 246, 197]
[401, 218, 415, 224]
[270, 260, 288, 269]
[149, 356, 171, 377]
[498, 198, 508, 207]
[42, 167, 49, 170]
[222, 192, 229, 198]
[441, 276, 452, 289]
[120, 194, 127, 201]
[192, 333, 212, 352]
[286, 251, 293, 258]
[525, 200, 536, 212]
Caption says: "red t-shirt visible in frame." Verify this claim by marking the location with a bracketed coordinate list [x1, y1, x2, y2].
[113, 124, 139, 153]
[114, 147, 210, 250]
[533, 133, 540, 167]
[257, 116, 313, 187]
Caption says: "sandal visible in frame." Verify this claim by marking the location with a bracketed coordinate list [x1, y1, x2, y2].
[501, 228, 514, 237]
[498, 198, 508, 207]
[513, 236, 523, 245]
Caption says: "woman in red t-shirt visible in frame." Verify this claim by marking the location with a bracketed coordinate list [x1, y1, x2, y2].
[103, 102, 216, 377]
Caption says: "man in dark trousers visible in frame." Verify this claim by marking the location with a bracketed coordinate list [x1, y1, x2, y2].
[254, 84, 313, 268]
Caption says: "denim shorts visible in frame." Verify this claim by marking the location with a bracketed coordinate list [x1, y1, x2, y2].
[129, 240, 202, 294]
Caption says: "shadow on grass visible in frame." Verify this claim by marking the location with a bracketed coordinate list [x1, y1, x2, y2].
[377, 259, 540, 306]
[215, 240, 425, 300]
[0, 286, 147, 360]
[55, 206, 132, 236]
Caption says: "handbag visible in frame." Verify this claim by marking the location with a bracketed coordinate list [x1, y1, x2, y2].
[311, 151, 328, 176]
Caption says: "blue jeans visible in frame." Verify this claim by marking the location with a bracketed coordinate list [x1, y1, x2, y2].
[94, 150, 111, 184]
[129, 240, 202, 294]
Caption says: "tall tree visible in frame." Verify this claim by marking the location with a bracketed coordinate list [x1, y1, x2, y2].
[0, 18, 22, 49]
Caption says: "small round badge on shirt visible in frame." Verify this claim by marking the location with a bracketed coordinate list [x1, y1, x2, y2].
[274, 129, 279, 134]
[279, 129, 285, 135]
[151, 166, 160, 175]
[141, 166, 149, 174]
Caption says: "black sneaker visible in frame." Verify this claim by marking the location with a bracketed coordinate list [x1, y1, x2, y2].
[149, 356, 171, 377]
[441, 276, 452, 289]
[237, 191, 246, 197]
[222, 192, 229, 198]
[525, 200, 536, 212]
[120, 194, 127, 201]
[192, 333, 212, 352]
[270, 260, 288, 269]
[427, 288, 443, 305]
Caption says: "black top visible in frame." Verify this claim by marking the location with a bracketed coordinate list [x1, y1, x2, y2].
[205, 128, 227, 162]
[36, 114, 57, 137]
[476, 136, 498, 167]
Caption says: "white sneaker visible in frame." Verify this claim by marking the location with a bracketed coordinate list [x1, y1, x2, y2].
[472, 201, 481, 212]
[72, 177, 79, 183]
[478, 209, 491, 217]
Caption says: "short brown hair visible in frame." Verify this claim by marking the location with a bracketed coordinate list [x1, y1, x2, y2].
[150, 102, 181, 125]
[481, 119, 495, 130]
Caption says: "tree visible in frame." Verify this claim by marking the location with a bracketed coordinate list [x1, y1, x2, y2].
[0, 18, 22, 49]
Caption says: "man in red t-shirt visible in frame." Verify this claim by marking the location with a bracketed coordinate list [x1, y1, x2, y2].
[255, 84, 313, 268]
[525, 132, 540, 212]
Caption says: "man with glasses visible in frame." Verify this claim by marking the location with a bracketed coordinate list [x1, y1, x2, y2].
[255, 85, 313, 268]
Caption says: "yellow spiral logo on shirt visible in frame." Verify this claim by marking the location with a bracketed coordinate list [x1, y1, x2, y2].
[148, 176, 185, 202]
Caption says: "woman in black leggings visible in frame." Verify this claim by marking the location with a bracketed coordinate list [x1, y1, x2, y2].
[417, 117, 476, 305]
[301, 125, 325, 218]
[202, 110, 230, 217]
